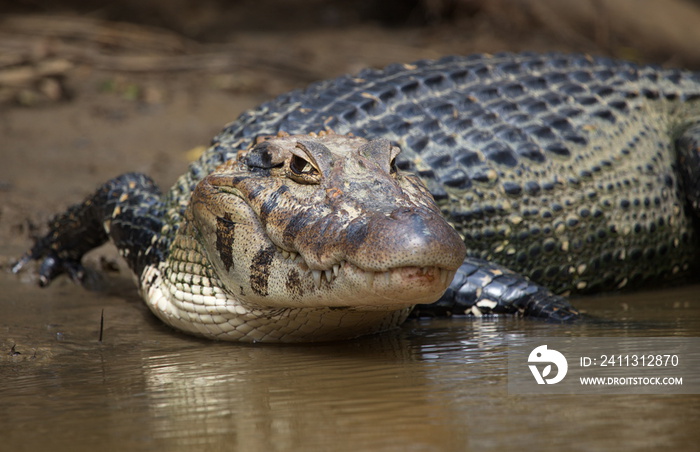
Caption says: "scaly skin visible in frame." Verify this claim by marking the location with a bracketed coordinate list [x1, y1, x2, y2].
[13, 52, 700, 342]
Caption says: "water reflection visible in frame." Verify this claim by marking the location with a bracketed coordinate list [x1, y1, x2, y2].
[1, 268, 698, 451]
[138, 336, 463, 450]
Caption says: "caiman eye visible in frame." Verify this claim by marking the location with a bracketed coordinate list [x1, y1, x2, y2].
[290, 154, 315, 175]
[288, 154, 321, 184]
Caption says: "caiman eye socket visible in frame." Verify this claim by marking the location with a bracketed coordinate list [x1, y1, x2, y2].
[288, 154, 321, 184]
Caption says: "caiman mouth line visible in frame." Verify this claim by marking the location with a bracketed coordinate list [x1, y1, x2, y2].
[275, 245, 456, 289]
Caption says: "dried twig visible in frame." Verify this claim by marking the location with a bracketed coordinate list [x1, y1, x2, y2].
[99, 309, 105, 343]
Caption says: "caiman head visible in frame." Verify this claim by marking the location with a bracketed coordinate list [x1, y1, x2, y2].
[188, 131, 466, 312]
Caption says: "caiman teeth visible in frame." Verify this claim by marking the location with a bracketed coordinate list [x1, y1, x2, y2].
[276, 247, 456, 289]
[366, 271, 375, 287]
[310, 268, 340, 288]
[440, 268, 456, 286]
[312, 270, 322, 288]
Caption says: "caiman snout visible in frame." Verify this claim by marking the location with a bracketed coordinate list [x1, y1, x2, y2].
[348, 206, 466, 273]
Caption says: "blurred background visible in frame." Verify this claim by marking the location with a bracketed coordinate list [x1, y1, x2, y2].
[2, 0, 700, 106]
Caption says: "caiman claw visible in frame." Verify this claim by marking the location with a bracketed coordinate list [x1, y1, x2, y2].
[12, 250, 86, 287]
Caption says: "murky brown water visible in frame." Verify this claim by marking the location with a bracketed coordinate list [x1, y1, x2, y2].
[2, 249, 699, 452]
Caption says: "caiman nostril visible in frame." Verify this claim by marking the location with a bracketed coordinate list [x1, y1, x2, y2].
[389, 207, 414, 220]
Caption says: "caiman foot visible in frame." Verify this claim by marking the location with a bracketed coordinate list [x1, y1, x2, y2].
[12, 251, 87, 287]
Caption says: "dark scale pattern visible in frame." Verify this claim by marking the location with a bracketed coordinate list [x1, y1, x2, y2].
[163, 52, 700, 295]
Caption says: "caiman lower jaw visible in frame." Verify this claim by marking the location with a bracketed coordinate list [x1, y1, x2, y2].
[301, 260, 457, 307]
[259, 245, 459, 307]
[331, 261, 456, 291]
[276, 247, 456, 292]
[340, 264, 457, 307]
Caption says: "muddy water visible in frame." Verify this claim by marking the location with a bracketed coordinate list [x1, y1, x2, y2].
[2, 254, 699, 452]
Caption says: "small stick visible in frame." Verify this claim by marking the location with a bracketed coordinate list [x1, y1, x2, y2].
[99, 309, 104, 343]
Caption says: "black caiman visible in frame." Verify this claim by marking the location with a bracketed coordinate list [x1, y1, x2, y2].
[12, 52, 700, 342]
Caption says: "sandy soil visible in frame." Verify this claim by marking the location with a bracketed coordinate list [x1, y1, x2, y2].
[2, 0, 700, 279]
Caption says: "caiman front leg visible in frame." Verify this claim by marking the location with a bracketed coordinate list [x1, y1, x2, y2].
[12, 173, 165, 286]
[412, 257, 580, 321]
